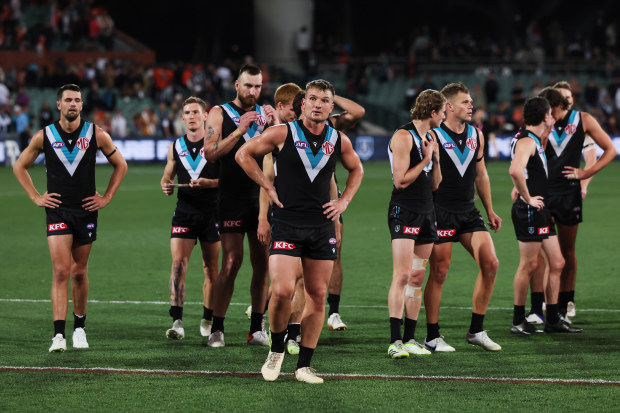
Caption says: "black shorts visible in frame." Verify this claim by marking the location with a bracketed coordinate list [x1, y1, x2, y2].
[269, 220, 337, 260]
[547, 187, 583, 226]
[217, 196, 259, 234]
[387, 203, 437, 243]
[434, 206, 487, 244]
[171, 209, 220, 243]
[46, 207, 98, 244]
[511, 200, 556, 242]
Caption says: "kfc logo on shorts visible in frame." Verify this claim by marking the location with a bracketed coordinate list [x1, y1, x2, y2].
[443, 142, 456, 150]
[322, 141, 334, 155]
[76, 137, 90, 150]
[222, 220, 242, 228]
[273, 241, 295, 250]
[86, 223, 95, 229]
[329, 238, 337, 244]
[48, 222, 68, 231]
[178, 150, 189, 157]
[403, 226, 420, 235]
[565, 124, 577, 135]
[538, 226, 550, 235]
[438, 229, 456, 237]
[52, 142, 65, 149]
[172, 226, 190, 234]
[295, 141, 309, 149]
[254, 115, 267, 126]
[466, 137, 477, 150]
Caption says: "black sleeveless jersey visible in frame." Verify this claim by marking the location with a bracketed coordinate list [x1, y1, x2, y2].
[511, 128, 548, 199]
[545, 110, 585, 194]
[172, 136, 219, 215]
[218, 102, 268, 200]
[43, 119, 97, 209]
[271, 120, 341, 227]
[388, 122, 434, 212]
[433, 122, 480, 212]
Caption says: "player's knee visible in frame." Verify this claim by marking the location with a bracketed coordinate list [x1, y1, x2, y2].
[172, 260, 186, 277]
[52, 265, 70, 282]
[221, 253, 242, 275]
[408, 269, 425, 287]
[549, 256, 565, 273]
[481, 255, 499, 278]
[430, 262, 449, 284]
[71, 271, 87, 284]
[271, 283, 295, 303]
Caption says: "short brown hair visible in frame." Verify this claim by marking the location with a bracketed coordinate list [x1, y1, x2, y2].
[182, 96, 207, 112]
[539, 87, 569, 110]
[274, 83, 302, 105]
[553, 81, 571, 91]
[293, 91, 305, 118]
[57, 84, 81, 101]
[410, 89, 446, 120]
[440, 82, 470, 101]
[305, 79, 335, 97]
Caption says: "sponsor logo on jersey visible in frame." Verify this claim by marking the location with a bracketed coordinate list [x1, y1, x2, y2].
[222, 220, 242, 228]
[403, 226, 420, 235]
[443, 142, 456, 150]
[86, 223, 95, 229]
[322, 141, 334, 155]
[538, 226, 550, 235]
[255, 115, 267, 126]
[52, 142, 65, 149]
[199, 147, 205, 158]
[437, 229, 456, 237]
[466, 137, 477, 150]
[573, 206, 581, 212]
[295, 141, 309, 149]
[273, 241, 295, 250]
[329, 237, 337, 244]
[565, 124, 577, 135]
[48, 222, 68, 231]
[179, 150, 189, 157]
[172, 226, 190, 234]
[76, 137, 90, 150]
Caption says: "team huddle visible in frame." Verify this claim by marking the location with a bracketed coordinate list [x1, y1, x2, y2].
[13, 63, 616, 384]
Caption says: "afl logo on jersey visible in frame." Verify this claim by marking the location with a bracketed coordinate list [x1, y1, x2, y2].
[466, 137, 477, 150]
[295, 141, 309, 149]
[232, 116, 240, 123]
[76, 137, 90, 150]
[199, 147, 205, 158]
[322, 141, 334, 155]
[52, 142, 65, 149]
[86, 223, 95, 229]
[329, 238, 337, 244]
[179, 150, 189, 157]
[443, 142, 456, 150]
[565, 124, 577, 135]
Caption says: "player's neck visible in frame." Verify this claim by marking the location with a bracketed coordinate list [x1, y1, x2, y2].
[557, 109, 570, 122]
[302, 117, 326, 135]
[185, 128, 204, 142]
[233, 98, 254, 112]
[444, 117, 466, 134]
[526, 124, 546, 140]
[58, 116, 81, 133]
[412, 119, 431, 138]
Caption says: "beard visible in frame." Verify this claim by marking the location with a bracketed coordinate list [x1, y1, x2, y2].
[65, 111, 79, 122]
[238, 94, 257, 109]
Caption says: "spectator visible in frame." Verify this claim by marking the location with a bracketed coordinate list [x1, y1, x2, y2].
[584, 79, 600, 109]
[0, 106, 11, 138]
[484, 73, 499, 105]
[111, 108, 128, 138]
[13, 104, 31, 150]
[38, 101, 53, 128]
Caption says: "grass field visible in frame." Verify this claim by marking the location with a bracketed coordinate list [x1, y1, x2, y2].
[1, 161, 620, 411]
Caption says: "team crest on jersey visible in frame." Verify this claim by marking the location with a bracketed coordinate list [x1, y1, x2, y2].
[76, 137, 90, 150]
[295, 141, 309, 149]
[254, 115, 267, 126]
[52, 142, 65, 149]
[466, 137, 477, 150]
[564, 124, 577, 135]
[443, 142, 456, 150]
[322, 141, 334, 155]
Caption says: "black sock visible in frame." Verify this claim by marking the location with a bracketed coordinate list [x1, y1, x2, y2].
[270, 329, 287, 353]
[389, 317, 402, 343]
[568, 290, 575, 303]
[73, 313, 86, 330]
[426, 323, 440, 341]
[513, 305, 526, 325]
[469, 312, 485, 334]
[297, 345, 315, 369]
[402, 318, 417, 342]
[203, 307, 213, 321]
[546, 304, 561, 324]
[264, 298, 270, 312]
[250, 312, 264, 334]
[287, 323, 301, 341]
[327, 294, 340, 316]
[558, 292, 570, 316]
[169, 306, 183, 321]
[530, 292, 544, 315]
[212, 316, 225, 333]
[54, 320, 66, 338]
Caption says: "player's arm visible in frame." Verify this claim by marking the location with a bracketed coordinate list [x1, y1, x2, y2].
[83, 126, 128, 211]
[13, 130, 61, 208]
[204, 106, 259, 161]
[474, 130, 502, 231]
[329, 173, 343, 245]
[323, 133, 364, 221]
[429, 131, 442, 191]
[235, 124, 287, 207]
[329, 95, 365, 131]
[580, 136, 597, 199]
[257, 152, 275, 245]
[161, 142, 177, 196]
[566, 112, 617, 181]
[508, 138, 543, 210]
[391, 129, 431, 189]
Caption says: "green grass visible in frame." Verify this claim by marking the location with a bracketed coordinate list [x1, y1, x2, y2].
[1, 161, 620, 411]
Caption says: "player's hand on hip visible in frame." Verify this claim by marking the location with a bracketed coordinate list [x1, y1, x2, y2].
[82, 192, 110, 211]
[267, 186, 283, 208]
[34, 192, 61, 208]
[323, 198, 349, 221]
[238, 111, 259, 135]
[527, 196, 544, 211]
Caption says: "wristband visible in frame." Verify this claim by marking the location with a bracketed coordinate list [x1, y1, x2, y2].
[233, 129, 242, 140]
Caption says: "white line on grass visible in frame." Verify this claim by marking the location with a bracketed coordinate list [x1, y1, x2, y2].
[1, 298, 620, 313]
[2, 366, 619, 386]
